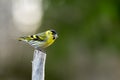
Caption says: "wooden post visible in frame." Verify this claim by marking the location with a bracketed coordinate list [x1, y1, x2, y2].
[32, 49, 46, 80]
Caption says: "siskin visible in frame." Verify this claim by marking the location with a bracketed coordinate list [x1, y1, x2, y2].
[19, 29, 58, 49]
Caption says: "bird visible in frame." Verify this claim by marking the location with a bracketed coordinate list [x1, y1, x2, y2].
[18, 29, 58, 50]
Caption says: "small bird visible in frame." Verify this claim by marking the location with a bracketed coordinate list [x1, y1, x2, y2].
[19, 29, 58, 49]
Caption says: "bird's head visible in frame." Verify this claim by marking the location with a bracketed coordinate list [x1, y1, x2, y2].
[46, 29, 58, 40]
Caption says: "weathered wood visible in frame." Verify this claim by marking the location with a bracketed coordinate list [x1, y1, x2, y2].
[32, 49, 46, 80]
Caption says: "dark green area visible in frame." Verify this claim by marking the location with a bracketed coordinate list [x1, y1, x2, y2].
[40, 0, 120, 80]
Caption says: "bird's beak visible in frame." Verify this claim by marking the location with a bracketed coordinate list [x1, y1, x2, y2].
[55, 34, 58, 38]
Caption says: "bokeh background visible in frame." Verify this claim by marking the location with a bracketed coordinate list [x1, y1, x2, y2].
[0, 0, 120, 80]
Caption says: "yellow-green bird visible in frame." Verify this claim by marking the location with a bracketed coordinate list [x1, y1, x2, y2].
[19, 29, 58, 49]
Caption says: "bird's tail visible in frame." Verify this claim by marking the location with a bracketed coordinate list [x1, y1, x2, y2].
[18, 37, 25, 41]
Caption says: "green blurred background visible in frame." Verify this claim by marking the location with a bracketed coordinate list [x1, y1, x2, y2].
[0, 0, 120, 80]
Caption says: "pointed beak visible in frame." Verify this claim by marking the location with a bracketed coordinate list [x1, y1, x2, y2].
[55, 34, 58, 39]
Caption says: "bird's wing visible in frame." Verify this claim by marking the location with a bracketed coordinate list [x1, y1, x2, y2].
[19, 32, 47, 42]
[35, 32, 47, 41]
